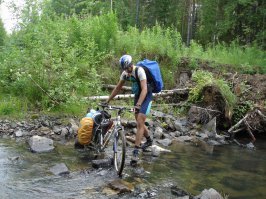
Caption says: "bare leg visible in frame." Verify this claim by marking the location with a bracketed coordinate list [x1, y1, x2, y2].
[134, 113, 147, 147]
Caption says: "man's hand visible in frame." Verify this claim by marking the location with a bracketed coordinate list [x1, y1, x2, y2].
[134, 104, 141, 114]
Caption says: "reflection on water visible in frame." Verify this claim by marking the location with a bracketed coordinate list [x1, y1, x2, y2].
[143, 141, 266, 199]
[0, 138, 265, 199]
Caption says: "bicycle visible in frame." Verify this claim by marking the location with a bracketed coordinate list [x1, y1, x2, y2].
[89, 103, 133, 176]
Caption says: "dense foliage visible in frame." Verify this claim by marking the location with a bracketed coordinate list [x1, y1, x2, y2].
[47, 0, 266, 48]
[0, 0, 265, 117]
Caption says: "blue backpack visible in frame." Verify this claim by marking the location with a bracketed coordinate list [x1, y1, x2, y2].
[135, 59, 164, 93]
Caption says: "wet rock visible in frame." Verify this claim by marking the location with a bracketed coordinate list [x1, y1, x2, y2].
[173, 120, 187, 133]
[194, 188, 224, 199]
[37, 126, 51, 135]
[92, 158, 113, 169]
[246, 142, 255, 150]
[68, 118, 79, 133]
[202, 117, 217, 138]
[175, 135, 193, 142]
[10, 122, 17, 129]
[126, 120, 137, 128]
[151, 110, 167, 118]
[7, 129, 15, 135]
[165, 117, 175, 131]
[169, 132, 176, 138]
[188, 106, 201, 124]
[156, 138, 172, 147]
[28, 135, 54, 153]
[108, 179, 134, 194]
[60, 127, 69, 137]
[53, 126, 62, 135]
[151, 147, 160, 157]
[196, 132, 209, 140]
[171, 186, 192, 199]
[41, 120, 51, 127]
[67, 127, 74, 138]
[207, 140, 221, 146]
[14, 130, 24, 137]
[175, 131, 183, 137]
[154, 127, 164, 139]
[49, 163, 69, 175]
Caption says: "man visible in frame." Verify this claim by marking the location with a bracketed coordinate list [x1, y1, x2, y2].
[106, 55, 153, 165]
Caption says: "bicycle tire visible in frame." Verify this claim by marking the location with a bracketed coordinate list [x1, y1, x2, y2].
[113, 129, 126, 176]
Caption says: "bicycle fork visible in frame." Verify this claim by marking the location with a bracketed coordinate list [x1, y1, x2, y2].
[113, 126, 123, 152]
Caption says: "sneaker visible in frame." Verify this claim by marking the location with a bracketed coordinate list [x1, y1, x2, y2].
[141, 139, 153, 151]
[130, 148, 139, 166]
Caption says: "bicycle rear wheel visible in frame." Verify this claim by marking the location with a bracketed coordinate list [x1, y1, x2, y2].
[113, 129, 126, 176]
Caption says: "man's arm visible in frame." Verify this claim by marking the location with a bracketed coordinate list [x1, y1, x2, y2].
[136, 79, 148, 106]
[107, 80, 125, 103]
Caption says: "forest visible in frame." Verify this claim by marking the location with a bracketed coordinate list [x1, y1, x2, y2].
[0, 0, 265, 118]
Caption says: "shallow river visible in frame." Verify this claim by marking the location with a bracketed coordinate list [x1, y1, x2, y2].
[0, 138, 265, 199]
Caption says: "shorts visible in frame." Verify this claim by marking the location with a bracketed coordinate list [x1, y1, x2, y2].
[134, 91, 153, 115]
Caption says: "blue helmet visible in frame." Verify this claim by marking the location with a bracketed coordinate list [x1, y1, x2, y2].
[119, 55, 132, 70]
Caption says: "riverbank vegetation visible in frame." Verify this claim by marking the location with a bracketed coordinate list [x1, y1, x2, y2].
[0, 0, 265, 118]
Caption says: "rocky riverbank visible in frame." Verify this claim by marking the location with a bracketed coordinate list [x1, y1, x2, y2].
[0, 112, 238, 198]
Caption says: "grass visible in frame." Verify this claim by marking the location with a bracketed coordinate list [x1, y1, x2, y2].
[0, 95, 28, 119]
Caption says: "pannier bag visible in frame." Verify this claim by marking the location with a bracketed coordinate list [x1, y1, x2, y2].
[77, 117, 94, 145]
[77, 109, 98, 145]
[77, 109, 112, 146]
[136, 59, 164, 93]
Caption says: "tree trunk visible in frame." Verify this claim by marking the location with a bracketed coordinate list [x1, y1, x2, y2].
[186, 0, 191, 46]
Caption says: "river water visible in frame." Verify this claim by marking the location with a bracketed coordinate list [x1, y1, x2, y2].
[0, 138, 265, 199]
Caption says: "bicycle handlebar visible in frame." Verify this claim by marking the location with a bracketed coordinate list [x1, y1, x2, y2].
[98, 103, 134, 112]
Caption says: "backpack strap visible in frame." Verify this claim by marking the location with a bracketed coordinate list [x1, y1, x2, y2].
[135, 66, 154, 92]
[135, 66, 141, 91]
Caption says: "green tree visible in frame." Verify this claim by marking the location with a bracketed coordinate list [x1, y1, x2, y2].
[196, 0, 265, 47]
[0, 18, 6, 46]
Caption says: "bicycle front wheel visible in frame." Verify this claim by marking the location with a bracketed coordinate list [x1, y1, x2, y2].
[113, 129, 126, 176]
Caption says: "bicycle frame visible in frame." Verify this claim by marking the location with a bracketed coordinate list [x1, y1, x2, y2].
[100, 111, 123, 151]
[91, 103, 133, 176]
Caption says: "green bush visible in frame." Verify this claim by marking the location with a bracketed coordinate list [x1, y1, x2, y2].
[0, 10, 264, 115]
[189, 70, 237, 111]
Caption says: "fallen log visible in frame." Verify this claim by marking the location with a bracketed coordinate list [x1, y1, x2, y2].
[228, 108, 266, 144]
[86, 88, 189, 100]
[228, 114, 249, 133]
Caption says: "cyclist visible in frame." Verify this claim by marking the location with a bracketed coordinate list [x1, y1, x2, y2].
[106, 54, 153, 165]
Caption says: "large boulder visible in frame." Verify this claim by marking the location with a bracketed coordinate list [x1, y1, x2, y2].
[28, 135, 54, 153]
